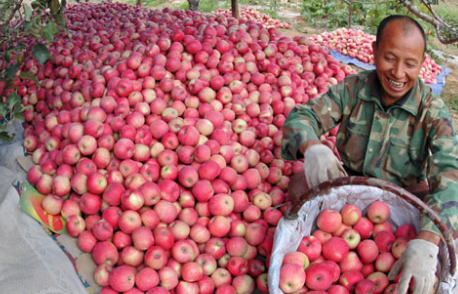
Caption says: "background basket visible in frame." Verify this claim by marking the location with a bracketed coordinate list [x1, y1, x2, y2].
[268, 176, 457, 294]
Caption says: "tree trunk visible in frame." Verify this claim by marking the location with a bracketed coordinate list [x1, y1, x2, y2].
[232, 0, 240, 19]
[188, 0, 199, 11]
[137, 0, 141, 6]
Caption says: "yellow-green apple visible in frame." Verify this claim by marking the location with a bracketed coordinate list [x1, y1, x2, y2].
[93, 263, 112, 287]
[341, 228, 361, 249]
[283, 251, 310, 270]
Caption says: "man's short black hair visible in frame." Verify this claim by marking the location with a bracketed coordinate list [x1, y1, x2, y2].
[376, 15, 427, 55]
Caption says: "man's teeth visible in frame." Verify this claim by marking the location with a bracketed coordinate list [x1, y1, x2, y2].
[388, 78, 404, 87]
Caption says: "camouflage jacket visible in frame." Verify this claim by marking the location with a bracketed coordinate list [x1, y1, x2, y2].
[282, 70, 458, 235]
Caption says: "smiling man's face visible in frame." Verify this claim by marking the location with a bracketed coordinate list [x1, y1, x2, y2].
[372, 20, 425, 106]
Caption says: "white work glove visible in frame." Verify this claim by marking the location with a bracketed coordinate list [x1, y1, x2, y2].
[303, 144, 346, 188]
[388, 239, 439, 294]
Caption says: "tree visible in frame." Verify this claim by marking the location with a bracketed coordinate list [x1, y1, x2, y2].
[400, 0, 458, 45]
[187, 0, 199, 11]
[0, 0, 65, 141]
[232, 0, 240, 18]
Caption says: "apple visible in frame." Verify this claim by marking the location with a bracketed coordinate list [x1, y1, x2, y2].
[316, 209, 342, 233]
[280, 263, 306, 293]
[367, 201, 390, 224]
[297, 235, 322, 261]
[357, 239, 379, 264]
[305, 262, 334, 291]
[109, 265, 136, 292]
[340, 204, 362, 226]
[322, 237, 349, 262]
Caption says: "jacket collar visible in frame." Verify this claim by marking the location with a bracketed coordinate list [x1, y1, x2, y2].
[359, 70, 421, 116]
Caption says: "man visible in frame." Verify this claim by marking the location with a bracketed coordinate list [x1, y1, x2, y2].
[281, 15, 458, 294]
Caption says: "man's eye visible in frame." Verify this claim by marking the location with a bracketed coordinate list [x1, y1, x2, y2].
[385, 57, 394, 62]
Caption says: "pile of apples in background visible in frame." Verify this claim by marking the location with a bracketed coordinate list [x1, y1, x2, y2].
[214, 6, 293, 29]
[0, 1, 360, 293]
[279, 201, 437, 294]
[310, 28, 443, 84]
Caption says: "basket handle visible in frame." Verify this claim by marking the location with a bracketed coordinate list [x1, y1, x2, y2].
[284, 176, 456, 276]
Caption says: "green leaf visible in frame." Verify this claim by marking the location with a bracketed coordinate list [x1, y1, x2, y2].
[23, 3, 32, 21]
[20, 72, 39, 86]
[7, 92, 20, 110]
[5, 63, 20, 79]
[43, 21, 59, 43]
[24, 21, 34, 32]
[4, 50, 11, 63]
[32, 44, 50, 65]
[0, 131, 15, 143]
[55, 12, 66, 27]
[0, 104, 8, 118]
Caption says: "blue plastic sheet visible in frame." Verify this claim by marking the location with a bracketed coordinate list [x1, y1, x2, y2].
[329, 49, 452, 96]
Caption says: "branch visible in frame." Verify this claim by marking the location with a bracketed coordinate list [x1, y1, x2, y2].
[402, 0, 458, 44]
[1, 0, 24, 32]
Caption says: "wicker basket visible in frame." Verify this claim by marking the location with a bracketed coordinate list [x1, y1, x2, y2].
[268, 176, 457, 294]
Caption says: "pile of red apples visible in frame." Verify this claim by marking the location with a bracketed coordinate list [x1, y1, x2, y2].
[214, 6, 293, 29]
[1, 1, 358, 293]
[310, 28, 442, 84]
[278, 201, 436, 294]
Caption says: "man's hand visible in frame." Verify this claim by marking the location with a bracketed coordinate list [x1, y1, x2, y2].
[303, 144, 346, 188]
[387, 239, 439, 294]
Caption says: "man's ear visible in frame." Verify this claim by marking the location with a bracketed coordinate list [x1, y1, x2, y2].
[372, 41, 378, 58]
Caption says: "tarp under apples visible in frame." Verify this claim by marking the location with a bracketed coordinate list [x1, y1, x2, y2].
[0, 1, 356, 293]
[310, 28, 452, 95]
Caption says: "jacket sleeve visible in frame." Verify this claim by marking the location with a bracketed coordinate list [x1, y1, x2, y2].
[420, 98, 458, 235]
[281, 81, 348, 161]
